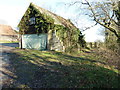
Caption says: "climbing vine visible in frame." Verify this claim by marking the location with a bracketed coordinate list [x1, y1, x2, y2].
[18, 3, 86, 52]
[54, 24, 86, 52]
[18, 3, 54, 34]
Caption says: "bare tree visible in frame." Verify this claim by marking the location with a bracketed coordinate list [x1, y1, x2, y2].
[68, 0, 120, 41]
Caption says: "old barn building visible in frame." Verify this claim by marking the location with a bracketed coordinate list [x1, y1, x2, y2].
[18, 3, 85, 52]
[0, 24, 18, 42]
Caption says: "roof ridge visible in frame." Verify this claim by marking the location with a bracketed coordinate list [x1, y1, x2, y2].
[30, 3, 77, 29]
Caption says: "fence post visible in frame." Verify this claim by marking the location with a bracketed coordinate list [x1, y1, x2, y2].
[94, 42, 97, 48]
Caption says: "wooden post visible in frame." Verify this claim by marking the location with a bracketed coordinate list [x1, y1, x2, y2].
[77, 43, 80, 52]
[94, 42, 97, 48]
[90, 42, 92, 48]
[19, 35, 22, 49]
[21, 35, 22, 49]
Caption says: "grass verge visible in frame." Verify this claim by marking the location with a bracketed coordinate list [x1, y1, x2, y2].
[8, 49, 120, 88]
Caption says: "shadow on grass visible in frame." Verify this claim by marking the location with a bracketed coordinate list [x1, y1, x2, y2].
[3, 50, 120, 88]
[49, 51, 107, 64]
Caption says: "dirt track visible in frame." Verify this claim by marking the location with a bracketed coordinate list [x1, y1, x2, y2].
[0, 43, 18, 88]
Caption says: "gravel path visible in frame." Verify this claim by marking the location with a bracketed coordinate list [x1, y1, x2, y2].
[0, 43, 18, 88]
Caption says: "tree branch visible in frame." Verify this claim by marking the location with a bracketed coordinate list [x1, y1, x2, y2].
[84, 0, 119, 38]
[95, 19, 119, 38]
[101, 6, 119, 26]
[81, 22, 98, 32]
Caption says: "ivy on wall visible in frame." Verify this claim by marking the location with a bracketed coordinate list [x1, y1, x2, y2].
[18, 3, 86, 51]
[54, 24, 86, 51]
[18, 3, 54, 34]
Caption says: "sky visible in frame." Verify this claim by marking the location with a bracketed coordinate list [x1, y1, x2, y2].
[0, 0, 105, 42]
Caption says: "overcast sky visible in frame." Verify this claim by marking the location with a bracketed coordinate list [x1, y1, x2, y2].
[0, 0, 104, 42]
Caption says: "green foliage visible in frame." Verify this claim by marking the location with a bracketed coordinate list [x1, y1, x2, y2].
[18, 4, 54, 34]
[54, 24, 85, 52]
[18, 3, 86, 51]
[105, 29, 120, 52]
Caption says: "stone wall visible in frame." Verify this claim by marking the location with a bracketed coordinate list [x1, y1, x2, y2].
[48, 30, 64, 52]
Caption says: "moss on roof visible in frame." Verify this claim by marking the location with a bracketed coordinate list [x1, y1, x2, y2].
[30, 3, 77, 29]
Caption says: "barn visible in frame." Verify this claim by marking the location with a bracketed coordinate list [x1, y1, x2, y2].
[0, 24, 18, 42]
[18, 3, 85, 52]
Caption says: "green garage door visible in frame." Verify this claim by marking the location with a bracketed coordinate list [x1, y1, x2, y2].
[22, 34, 47, 50]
